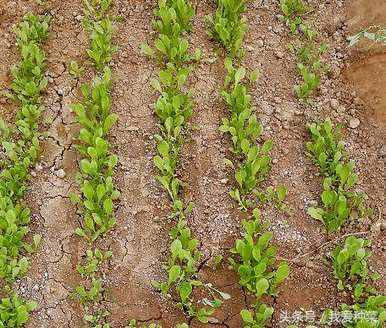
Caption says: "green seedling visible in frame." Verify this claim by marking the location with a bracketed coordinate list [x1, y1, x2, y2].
[83, 0, 113, 30]
[307, 118, 371, 232]
[206, 254, 224, 270]
[154, 0, 194, 34]
[278, 0, 306, 34]
[70, 68, 120, 241]
[229, 208, 289, 298]
[77, 248, 112, 278]
[279, 0, 327, 99]
[0, 293, 37, 327]
[209, 0, 248, 57]
[69, 60, 85, 79]
[306, 117, 344, 176]
[87, 18, 117, 71]
[323, 236, 386, 328]
[230, 209, 289, 328]
[126, 322, 189, 328]
[240, 304, 274, 328]
[338, 295, 386, 328]
[84, 309, 111, 328]
[14, 13, 49, 46]
[219, 58, 271, 210]
[143, 0, 198, 65]
[147, 0, 224, 321]
[0, 232, 40, 282]
[279, 0, 306, 23]
[209, 1, 284, 327]
[330, 236, 378, 298]
[152, 219, 225, 322]
[0, 20, 48, 324]
[71, 1, 117, 326]
[75, 278, 103, 304]
[255, 184, 288, 211]
[152, 220, 203, 315]
[126, 320, 161, 328]
[294, 63, 320, 99]
[146, 0, 200, 223]
[11, 40, 48, 105]
[151, 65, 194, 218]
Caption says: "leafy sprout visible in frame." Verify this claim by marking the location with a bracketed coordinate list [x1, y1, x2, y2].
[306, 118, 371, 233]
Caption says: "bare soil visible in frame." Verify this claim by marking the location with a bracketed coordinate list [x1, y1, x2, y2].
[0, 0, 384, 327]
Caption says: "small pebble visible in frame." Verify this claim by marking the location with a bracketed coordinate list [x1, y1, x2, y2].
[56, 169, 66, 178]
[349, 117, 360, 129]
[330, 99, 339, 110]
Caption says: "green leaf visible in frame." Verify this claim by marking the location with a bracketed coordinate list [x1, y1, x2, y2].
[240, 309, 254, 323]
[255, 278, 269, 298]
[308, 207, 324, 221]
[168, 265, 181, 285]
[141, 43, 155, 57]
[178, 282, 192, 302]
[103, 113, 118, 133]
[249, 69, 260, 84]
[275, 262, 289, 284]
[235, 66, 246, 84]
[276, 184, 287, 202]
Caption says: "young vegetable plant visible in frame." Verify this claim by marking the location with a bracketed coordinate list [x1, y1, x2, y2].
[84, 309, 111, 328]
[306, 118, 371, 233]
[338, 295, 386, 328]
[329, 236, 378, 299]
[220, 59, 272, 211]
[240, 304, 274, 328]
[69, 60, 85, 79]
[278, 0, 306, 32]
[126, 320, 161, 328]
[126, 322, 189, 328]
[142, 0, 199, 65]
[70, 1, 117, 327]
[210, 1, 288, 327]
[70, 68, 120, 241]
[230, 209, 289, 327]
[145, 0, 223, 322]
[323, 236, 386, 328]
[210, 2, 273, 210]
[77, 248, 112, 278]
[83, 0, 113, 30]
[152, 220, 224, 323]
[208, 0, 248, 57]
[255, 184, 288, 212]
[87, 18, 117, 71]
[0, 293, 37, 327]
[75, 278, 103, 304]
[0, 12, 49, 326]
[278, 0, 327, 99]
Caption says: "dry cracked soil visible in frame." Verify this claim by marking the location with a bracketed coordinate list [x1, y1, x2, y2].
[0, 0, 385, 327]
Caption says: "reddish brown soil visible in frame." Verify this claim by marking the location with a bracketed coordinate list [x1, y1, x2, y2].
[0, 0, 384, 327]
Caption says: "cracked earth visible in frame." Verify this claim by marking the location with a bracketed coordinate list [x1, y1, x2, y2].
[0, 0, 385, 327]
